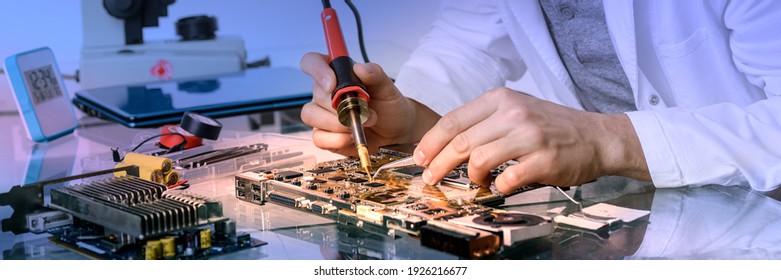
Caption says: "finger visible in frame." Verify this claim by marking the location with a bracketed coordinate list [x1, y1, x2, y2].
[300, 102, 350, 133]
[467, 137, 523, 187]
[313, 82, 337, 114]
[364, 108, 378, 128]
[494, 158, 542, 194]
[300, 52, 335, 93]
[326, 147, 359, 157]
[311, 128, 355, 152]
[303, 96, 377, 130]
[353, 63, 399, 102]
[421, 114, 510, 185]
[414, 92, 500, 167]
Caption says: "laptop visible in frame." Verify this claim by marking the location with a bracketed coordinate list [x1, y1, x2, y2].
[72, 67, 313, 128]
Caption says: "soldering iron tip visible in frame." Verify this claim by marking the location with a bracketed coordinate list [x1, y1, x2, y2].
[357, 145, 372, 181]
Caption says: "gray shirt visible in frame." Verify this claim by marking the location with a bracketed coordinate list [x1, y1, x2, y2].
[539, 0, 637, 113]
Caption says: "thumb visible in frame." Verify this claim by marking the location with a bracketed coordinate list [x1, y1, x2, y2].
[353, 63, 401, 102]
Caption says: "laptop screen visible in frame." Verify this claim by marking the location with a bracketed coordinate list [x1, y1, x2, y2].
[73, 67, 313, 127]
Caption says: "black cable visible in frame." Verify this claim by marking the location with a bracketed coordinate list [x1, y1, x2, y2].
[120, 132, 187, 161]
[344, 0, 370, 63]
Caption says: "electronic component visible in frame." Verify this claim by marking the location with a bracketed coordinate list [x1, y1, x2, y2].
[277, 171, 303, 180]
[114, 162, 164, 183]
[122, 152, 173, 173]
[393, 166, 425, 177]
[307, 168, 335, 174]
[115, 152, 180, 186]
[46, 175, 264, 259]
[164, 171, 180, 186]
[145, 240, 163, 260]
[363, 182, 384, 188]
[328, 176, 348, 182]
[349, 178, 368, 184]
[26, 211, 73, 234]
[421, 220, 501, 259]
[160, 236, 176, 258]
[200, 228, 212, 249]
[309, 179, 327, 185]
[234, 145, 557, 258]
[3, 47, 78, 142]
[449, 212, 554, 246]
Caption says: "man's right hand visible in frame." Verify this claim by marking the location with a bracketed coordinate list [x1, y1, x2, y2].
[299, 52, 437, 156]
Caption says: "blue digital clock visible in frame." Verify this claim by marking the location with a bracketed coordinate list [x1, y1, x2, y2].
[4, 47, 77, 142]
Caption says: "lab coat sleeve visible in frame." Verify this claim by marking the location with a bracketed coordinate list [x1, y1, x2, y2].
[626, 0, 781, 191]
[394, 0, 525, 117]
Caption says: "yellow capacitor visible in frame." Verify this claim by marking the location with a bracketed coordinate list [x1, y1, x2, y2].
[115, 163, 164, 184]
[147, 169, 164, 183]
[199, 229, 212, 249]
[123, 152, 172, 174]
[114, 162, 128, 177]
[144, 240, 162, 260]
[160, 237, 176, 258]
[164, 171, 180, 186]
[131, 166, 164, 183]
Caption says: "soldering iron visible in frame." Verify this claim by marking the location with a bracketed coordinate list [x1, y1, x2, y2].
[320, 0, 373, 179]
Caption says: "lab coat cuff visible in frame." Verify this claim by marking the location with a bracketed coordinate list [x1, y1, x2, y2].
[625, 111, 685, 188]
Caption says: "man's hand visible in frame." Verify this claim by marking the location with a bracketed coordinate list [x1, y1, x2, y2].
[299, 53, 438, 155]
[412, 87, 650, 194]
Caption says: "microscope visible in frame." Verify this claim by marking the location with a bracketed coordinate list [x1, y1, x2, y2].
[79, 0, 247, 89]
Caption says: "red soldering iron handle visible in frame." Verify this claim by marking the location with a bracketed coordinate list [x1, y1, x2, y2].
[320, 7, 370, 110]
[321, 8, 349, 61]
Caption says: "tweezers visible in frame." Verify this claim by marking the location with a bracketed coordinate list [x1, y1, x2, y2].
[373, 156, 415, 178]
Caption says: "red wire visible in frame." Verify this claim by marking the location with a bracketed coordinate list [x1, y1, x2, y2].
[167, 180, 189, 189]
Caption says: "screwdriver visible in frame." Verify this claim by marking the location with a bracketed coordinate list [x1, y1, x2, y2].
[320, 0, 373, 180]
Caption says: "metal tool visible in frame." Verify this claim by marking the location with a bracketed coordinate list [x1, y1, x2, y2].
[372, 156, 415, 178]
[553, 186, 622, 227]
[320, 0, 373, 180]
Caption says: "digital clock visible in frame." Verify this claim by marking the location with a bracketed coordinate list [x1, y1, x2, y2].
[4, 47, 77, 142]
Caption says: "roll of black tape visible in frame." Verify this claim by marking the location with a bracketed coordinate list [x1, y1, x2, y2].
[180, 111, 222, 140]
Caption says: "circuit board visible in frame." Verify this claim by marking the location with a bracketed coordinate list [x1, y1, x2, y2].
[47, 222, 264, 260]
[235, 144, 555, 258]
[43, 176, 265, 260]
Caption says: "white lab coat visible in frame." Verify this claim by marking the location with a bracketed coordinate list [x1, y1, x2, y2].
[395, 0, 781, 190]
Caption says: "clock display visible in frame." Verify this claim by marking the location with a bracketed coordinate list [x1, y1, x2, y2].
[23, 65, 63, 105]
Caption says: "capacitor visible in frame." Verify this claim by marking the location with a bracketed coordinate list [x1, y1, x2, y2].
[113, 162, 128, 177]
[123, 152, 173, 174]
[164, 171, 180, 186]
[148, 169, 165, 184]
[160, 237, 176, 258]
[145, 240, 162, 260]
[199, 228, 212, 249]
[114, 162, 164, 184]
